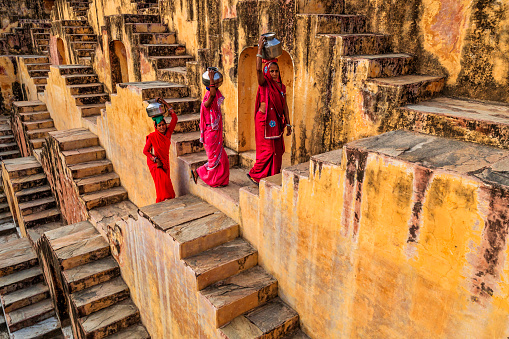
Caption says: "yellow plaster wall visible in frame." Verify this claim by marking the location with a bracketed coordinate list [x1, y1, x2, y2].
[239, 152, 509, 338]
[0, 57, 17, 113]
[17, 58, 40, 102]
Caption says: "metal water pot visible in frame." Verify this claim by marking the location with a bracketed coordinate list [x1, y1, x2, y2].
[261, 33, 283, 60]
[145, 100, 167, 117]
[202, 67, 223, 87]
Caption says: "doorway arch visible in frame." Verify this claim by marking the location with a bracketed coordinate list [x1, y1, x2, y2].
[56, 38, 67, 65]
[109, 40, 129, 92]
[237, 48, 294, 154]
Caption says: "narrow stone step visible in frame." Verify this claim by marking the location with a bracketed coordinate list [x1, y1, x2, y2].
[71, 277, 129, 317]
[19, 111, 51, 122]
[67, 34, 97, 42]
[160, 96, 200, 115]
[25, 63, 51, 71]
[184, 238, 257, 290]
[0, 241, 37, 277]
[316, 14, 367, 34]
[62, 146, 106, 165]
[29, 138, 45, 149]
[26, 221, 65, 246]
[5, 298, 54, 332]
[0, 202, 9, 214]
[68, 83, 104, 95]
[76, 172, 120, 194]
[10, 173, 47, 192]
[52, 128, 99, 151]
[13, 101, 46, 113]
[0, 222, 16, 237]
[105, 324, 150, 339]
[0, 142, 17, 152]
[63, 74, 99, 85]
[171, 131, 203, 156]
[0, 135, 15, 143]
[0, 150, 20, 160]
[79, 299, 140, 338]
[200, 266, 278, 328]
[0, 193, 5, 204]
[0, 211, 12, 224]
[23, 208, 60, 228]
[15, 185, 52, 203]
[73, 93, 109, 106]
[157, 66, 187, 84]
[129, 22, 168, 33]
[26, 127, 57, 140]
[219, 298, 300, 339]
[0, 266, 43, 295]
[0, 126, 12, 137]
[63, 256, 120, 293]
[58, 65, 94, 76]
[2, 158, 40, 180]
[55, 234, 110, 270]
[10, 316, 63, 339]
[81, 186, 128, 210]
[62, 26, 93, 34]
[330, 33, 392, 56]
[31, 77, 48, 85]
[23, 119, 54, 131]
[343, 53, 415, 78]
[151, 55, 194, 68]
[136, 32, 176, 44]
[179, 148, 239, 170]
[18, 197, 56, 216]
[28, 70, 49, 78]
[78, 103, 106, 117]
[174, 113, 199, 133]
[141, 43, 186, 57]
[69, 159, 113, 179]
[2, 282, 49, 313]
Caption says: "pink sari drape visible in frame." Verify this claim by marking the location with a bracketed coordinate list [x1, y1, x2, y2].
[197, 89, 230, 187]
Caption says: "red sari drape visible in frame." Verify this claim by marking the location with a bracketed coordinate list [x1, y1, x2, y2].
[143, 113, 177, 202]
[197, 89, 230, 187]
[248, 63, 286, 183]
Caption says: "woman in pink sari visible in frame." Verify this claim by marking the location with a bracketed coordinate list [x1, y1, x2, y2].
[248, 35, 292, 184]
[191, 68, 230, 187]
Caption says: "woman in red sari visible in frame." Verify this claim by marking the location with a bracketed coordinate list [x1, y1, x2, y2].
[143, 97, 178, 202]
[191, 68, 230, 187]
[248, 35, 292, 184]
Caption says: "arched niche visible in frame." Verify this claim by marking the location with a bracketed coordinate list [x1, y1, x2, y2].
[109, 40, 129, 92]
[237, 48, 294, 155]
[56, 38, 67, 65]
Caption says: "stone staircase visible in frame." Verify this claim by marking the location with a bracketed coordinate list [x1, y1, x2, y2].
[0, 116, 20, 161]
[131, 0, 159, 15]
[29, 22, 52, 56]
[52, 19, 98, 65]
[1, 156, 63, 240]
[41, 221, 150, 338]
[0, 237, 65, 338]
[12, 101, 56, 156]
[138, 195, 308, 338]
[67, 0, 92, 19]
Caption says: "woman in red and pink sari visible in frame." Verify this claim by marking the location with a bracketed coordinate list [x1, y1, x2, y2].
[191, 68, 230, 187]
[247, 35, 292, 184]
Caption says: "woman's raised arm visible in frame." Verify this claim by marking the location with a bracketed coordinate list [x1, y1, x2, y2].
[256, 36, 266, 86]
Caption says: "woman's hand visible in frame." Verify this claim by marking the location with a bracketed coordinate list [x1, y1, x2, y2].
[258, 35, 266, 52]
[156, 97, 166, 105]
[286, 125, 292, 136]
[156, 158, 164, 168]
[208, 69, 216, 86]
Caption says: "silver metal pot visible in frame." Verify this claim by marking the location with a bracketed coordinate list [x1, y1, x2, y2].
[261, 33, 283, 60]
[145, 101, 167, 117]
[202, 67, 223, 87]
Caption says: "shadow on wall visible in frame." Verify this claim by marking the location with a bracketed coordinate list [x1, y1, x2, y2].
[237, 47, 294, 153]
[110, 40, 129, 92]
[56, 38, 67, 65]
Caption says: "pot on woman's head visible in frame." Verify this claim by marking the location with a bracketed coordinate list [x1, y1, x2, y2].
[202, 67, 223, 87]
[261, 33, 283, 60]
[146, 100, 167, 117]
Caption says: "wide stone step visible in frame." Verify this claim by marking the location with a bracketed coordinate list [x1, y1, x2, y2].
[219, 297, 300, 339]
[58, 65, 94, 75]
[25, 63, 51, 71]
[399, 97, 509, 149]
[141, 43, 186, 57]
[1, 282, 49, 313]
[0, 135, 15, 143]
[23, 208, 60, 228]
[122, 14, 160, 23]
[69, 159, 113, 179]
[15, 185, 52, 203]
[81, 186, 128, 210]
[62, 146, 106, 165]
[5, 298, 54, 332]
[171, 131, 203, 156]
[157, 66, 187, 84]
[71, 41, 97, 50]
[11, 173, 47, 192]
[0, 142, 17, 152]
[76, 172, 120, 194]
[0, 150, 21, 160]
[63, 74, 99, 85]
[364, 75, 446, 105]
[28, 70, 49, 78]
[184, 238, 257, 290]
[151, 55, 194, 68]
[31, 77, 48, 85]
[0, 266, 43, 295]
[23, 119, 54, 131]
[13, 101, 47, 113]
[0, 193, 5, 203]
[68, 33, 97, 42]
[343, 53, 415, 78]
[19, 111, 51, 122]
[51, 128, 99, 151]
[136, 32, 176, 44]
[19, 196, 56, 216]
[78, 103, 106, 117]
[76, 49, 95, 58]
[160, 96, 200, 115]
[59, 19, 89, 27]
[0, 211, 12, 224]
[128, 22, 167, 33]
[55, 234, 110, 271]
[62, 26, 94, 34]
[173, 113, 199, 133]
[0, 202, 9, 214]
[63, 256, 120, 293]
[73, 93, 109, 105]
[0, 126, 13, 136]
[10, 316, 63, 339]
[18, 57, 48, 64]
[3, 157, 43, 178]
[26, 127, 57, 140]
[200, 265, 278, 328]
[68, 83, 104, 95]
[327, 33, 392, 56]
[71, 276, 129, 317]
[179, 148, 239, 170]
[105, 324, 150, 339]
[0, 222, 16, 237]
[29, 138, 45, 150]
[79, 299, 140, 339]
[316, 14, 367, 34]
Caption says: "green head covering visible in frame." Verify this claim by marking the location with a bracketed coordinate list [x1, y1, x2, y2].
[152, 115, 165, 125]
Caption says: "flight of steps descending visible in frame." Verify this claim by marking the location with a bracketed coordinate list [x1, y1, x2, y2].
[131, 0, 159, 15]
[140, 195, 308, 338]
[53, 19, 98, 65]
[0, 116, 20, 161]
[42, 221, 149, 338]
[69, 0, 92, 19]
[0, 237, 64, 338]
[12, 101, 56, 156]
[29, 21, 51, 56]
[18, 55, 52, 94]
[58, 65, 110, 119]
[1, 156, 63, 241]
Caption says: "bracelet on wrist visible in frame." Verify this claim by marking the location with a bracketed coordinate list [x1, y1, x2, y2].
[256, 53, 263, 58]
[286, 124, 292, 127]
